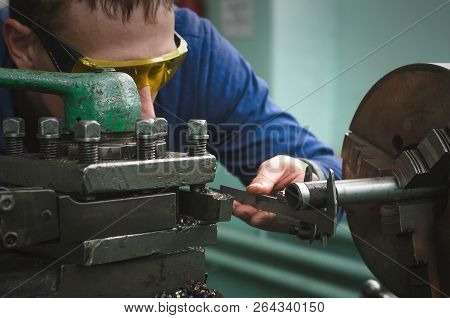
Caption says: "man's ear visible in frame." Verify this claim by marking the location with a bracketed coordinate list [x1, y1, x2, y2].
[2, 18, 43, 70]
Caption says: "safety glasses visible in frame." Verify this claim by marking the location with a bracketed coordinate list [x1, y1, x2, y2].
[33, 25, 188, 94]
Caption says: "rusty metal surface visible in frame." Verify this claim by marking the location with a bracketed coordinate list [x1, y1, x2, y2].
[342, 64, 450, 297]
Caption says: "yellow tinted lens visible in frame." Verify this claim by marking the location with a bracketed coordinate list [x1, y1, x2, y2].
[72, 33, 188, 94]
[116, 53, 186, 93]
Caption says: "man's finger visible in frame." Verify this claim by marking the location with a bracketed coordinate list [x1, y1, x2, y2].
[233, 201, 259, 222]
[247, 168, 285, 195]
[248, 211, 292, 233]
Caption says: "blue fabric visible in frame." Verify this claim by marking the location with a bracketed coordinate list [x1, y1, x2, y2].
[0, 7, 342, 185]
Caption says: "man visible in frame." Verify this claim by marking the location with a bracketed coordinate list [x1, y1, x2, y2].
[0, 0, 342, 234]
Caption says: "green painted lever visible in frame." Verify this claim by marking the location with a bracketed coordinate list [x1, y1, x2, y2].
[0, 68, 141, 133]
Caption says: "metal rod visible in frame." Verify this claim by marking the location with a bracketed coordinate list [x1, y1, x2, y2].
[337, 177, 447, 204]
[285, 177, 448, 210]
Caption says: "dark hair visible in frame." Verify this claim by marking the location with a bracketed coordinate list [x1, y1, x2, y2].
[9, 0, 174, 30]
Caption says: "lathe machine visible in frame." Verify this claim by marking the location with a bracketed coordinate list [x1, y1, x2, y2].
[0, 69, 233, 297]
[0, 63, 449, 297]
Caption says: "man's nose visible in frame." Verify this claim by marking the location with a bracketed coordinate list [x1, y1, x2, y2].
[139, 86, 156, 119]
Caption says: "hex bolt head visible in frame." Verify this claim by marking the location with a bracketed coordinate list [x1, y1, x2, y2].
[188, 119, 208, 138]
[75, 120, 101, 143]
[136, 119, 157, 160]
[37, 117, 60, 139]
[154, 118, 168, 137]
[3, 117, 25, 138]
[136, 119, 156, 139]
[187, 119, 209, 156]
[154, 118, 168, 158]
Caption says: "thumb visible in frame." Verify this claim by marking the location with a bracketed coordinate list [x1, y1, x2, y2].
[247, 166, 284, 195]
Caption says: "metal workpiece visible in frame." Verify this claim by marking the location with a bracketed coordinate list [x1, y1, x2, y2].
[74, 120, 101, 164]
[37, 117, 60, 159]
[136, 119, 157, 160]
[0, 68, 141, 133]
[0, 153, 217, 195]
[179, 189, 233, 222]
[0, 188, 59, 248]
[154, 118, 169, 158]
[23, 224, 217, 266]
[58, 192, 177, 243]
[284, 176, 448, 211]
[187, 119, 209, 156]
[2, 117, 25, 156]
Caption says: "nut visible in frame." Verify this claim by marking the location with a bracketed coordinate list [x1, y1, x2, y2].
[154, 118, 168, 137]
[2, 117, 25, 138]
[188, 119, 208, 137]
[136, 119, 156, 139]
[37, 117, 60, 139]
[75, 120, 101, 142]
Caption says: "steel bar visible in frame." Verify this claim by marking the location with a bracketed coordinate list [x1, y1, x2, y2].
[285, 177, 448, 210]
[20, 224, 216, 266]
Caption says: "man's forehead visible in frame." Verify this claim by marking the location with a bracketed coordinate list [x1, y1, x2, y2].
[57, 1, 176, 60]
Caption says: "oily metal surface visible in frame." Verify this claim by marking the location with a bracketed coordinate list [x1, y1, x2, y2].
[342, 64, 450, 297]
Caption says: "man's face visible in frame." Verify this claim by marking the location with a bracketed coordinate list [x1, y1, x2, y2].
[12, 2, 176, 119]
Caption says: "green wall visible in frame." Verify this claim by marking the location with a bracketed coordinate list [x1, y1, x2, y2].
[204, 0, 449, 297]
[334, 0, 450, 151]
[272, 0, 339, 148]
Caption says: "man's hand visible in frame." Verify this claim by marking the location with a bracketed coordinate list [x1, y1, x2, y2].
[233, 155, 318, 233]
